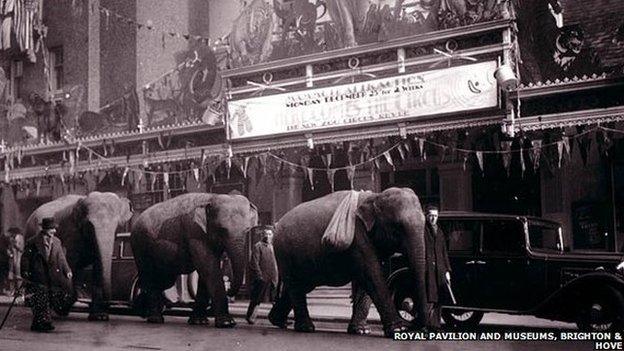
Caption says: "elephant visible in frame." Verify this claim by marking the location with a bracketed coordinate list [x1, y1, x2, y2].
[267, 188, 427, 337]
[25, 192, 133, 321]
[130, 193, 258, 327]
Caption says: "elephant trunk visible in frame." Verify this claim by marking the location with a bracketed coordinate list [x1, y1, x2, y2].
[225, 238, 246, 297]
[402, 220, 428, 328]
[89, 220, 115, 309]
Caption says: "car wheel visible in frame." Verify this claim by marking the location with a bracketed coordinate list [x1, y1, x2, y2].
[130, 276, 141, 302]
[390, 279, 417, 323]
[576, 286, 624, 332]
[441, 309, 484, 328]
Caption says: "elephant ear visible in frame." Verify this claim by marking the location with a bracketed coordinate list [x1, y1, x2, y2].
[355, 196, 376, 232]
[192, 205, 209, 233]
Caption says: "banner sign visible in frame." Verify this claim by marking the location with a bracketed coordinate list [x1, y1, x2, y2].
[227, 61, 498, 140]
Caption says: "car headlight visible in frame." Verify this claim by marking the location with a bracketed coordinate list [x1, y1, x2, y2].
[616, 261, 624, 275]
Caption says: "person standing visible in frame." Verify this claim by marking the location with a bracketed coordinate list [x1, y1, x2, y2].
[246, 225, 278, 324]
[424, 205, 452, 331]
[21, 218, 73, 332]
[7, 227, 24, 296]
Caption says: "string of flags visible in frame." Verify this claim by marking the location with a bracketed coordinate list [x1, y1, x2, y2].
[2, 124, 624, 194]
[92, 3, 227, 49]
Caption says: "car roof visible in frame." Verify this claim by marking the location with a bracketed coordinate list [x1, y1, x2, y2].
[438, 211, 561, 226]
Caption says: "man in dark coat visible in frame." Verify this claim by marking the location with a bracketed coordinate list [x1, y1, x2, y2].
[424, 205, 452, 330]
[21, 217, 73, 332]
[246, 225, 278, 324]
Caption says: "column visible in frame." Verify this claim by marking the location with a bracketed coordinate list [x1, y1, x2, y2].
[88, 0, 100, 111]
[438, 163, 473, 211]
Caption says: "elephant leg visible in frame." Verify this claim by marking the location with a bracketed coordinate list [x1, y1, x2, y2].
[287, 282, 314, 333]
[145, 289, 166, 324]
[188, 241, 235, 328]
[188, 278, 210, 325]
[88, 261, 109, 322]
[351, 244, 407, 337]
[268, 284, 292, 329]
[348, 282, 372, 335]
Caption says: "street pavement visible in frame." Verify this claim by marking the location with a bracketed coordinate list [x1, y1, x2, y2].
[0, 287, 595, 351]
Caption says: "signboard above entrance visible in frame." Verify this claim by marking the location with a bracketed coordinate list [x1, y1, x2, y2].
[227, 61, 498, 140]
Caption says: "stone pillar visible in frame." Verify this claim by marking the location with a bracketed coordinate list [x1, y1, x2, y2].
[438, 163, 473, 211]
[88, 0, 100, 111]
[272, 172, 303, 221]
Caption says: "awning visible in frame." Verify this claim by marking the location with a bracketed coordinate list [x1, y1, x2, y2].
[513, 106, 624, 132]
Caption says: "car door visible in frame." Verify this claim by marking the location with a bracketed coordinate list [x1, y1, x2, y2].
[440, 219, 481, 308]
[476, 219, 539, 312]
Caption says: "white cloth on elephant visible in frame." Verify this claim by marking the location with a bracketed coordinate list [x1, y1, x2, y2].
[322, 191, 360, 251]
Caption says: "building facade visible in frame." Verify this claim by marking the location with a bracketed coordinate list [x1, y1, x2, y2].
[1, 0, 624, 255]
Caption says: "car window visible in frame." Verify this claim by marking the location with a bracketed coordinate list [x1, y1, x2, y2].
[113, 239, 122, 259]
[481, 220, 525, 255]
[121, 241, 133, 259]
[440, 220, 478, 253]
[528, 221, 562, 252]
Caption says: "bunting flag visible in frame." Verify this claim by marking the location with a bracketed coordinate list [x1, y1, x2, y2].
[461, 152, 468, 171]
[103, 141, 108, 157]
[475, 151, 484, 173]
[157, 133, 165, 150]
[596, 129, 613, 157]
[501, 141, 512, 175]
[417, 138, 426, 160]
[557, 141, 564, 168]
[69, 151, 76, 175]
[201, 149, 207, 166]
[383, 151, 395, 170]
[327, 169, 336, 192]
[226, 157, 232, 179]
[397, 144, 406, 161]
[324, 154, 332, 168]
[306, 168, 314, 190]
[121, 167, 130, 186]
[520, 143, 526, 177]
[577, 127, 591, 166]
[137, 169, 144, 184]
[151, 173, 157, 191]
[563, 136, 571, 158]
[347, 165, 356, 189]
[163, 172, 170, 190]
[258, 154, 268, 175]
[4, 158, 9, 183]
[403, 140, 411, 153]
[193, 167, 200, 182]
[242, 157, 250, 178]
[370, 165, 376, 185]
[531, 140, 543, 171]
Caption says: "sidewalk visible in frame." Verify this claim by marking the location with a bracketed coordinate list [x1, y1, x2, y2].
[0, 287, 383, 326]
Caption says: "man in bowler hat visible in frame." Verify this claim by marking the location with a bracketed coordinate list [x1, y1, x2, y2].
[21, 217, 73, 332]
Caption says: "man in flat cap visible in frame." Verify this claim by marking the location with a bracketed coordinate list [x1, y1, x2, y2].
[21, 217, 73, 332]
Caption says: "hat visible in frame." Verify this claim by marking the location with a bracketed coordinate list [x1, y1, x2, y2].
[425, 204, 439, 213]
[41, 218, 57, 230]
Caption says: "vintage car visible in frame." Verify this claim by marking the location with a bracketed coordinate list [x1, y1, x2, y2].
[387, 212, 624, 332]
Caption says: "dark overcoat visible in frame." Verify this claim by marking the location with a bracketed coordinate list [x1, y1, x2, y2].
[21, 233, 73, 293]
[424, 223, 451, 303]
